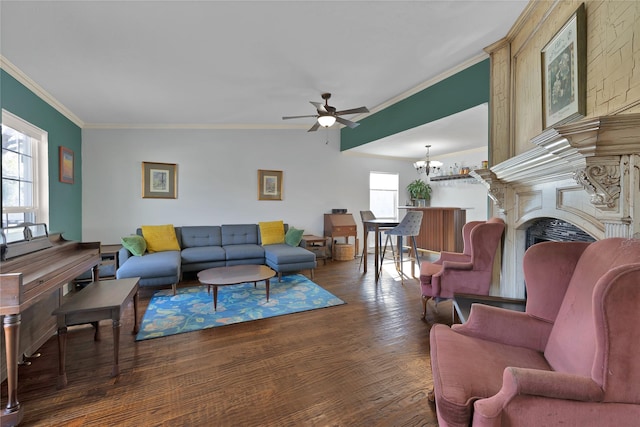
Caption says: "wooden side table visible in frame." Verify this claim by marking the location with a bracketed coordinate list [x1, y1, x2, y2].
[74, 244, 122, 286]
[453, 293, 526, 323]
[99, 244, 122, 279]
[301, 235, 329, 265]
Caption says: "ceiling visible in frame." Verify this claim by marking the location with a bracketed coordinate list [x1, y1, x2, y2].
[346, 102, 489, 160]
[0, 0, 527, 160]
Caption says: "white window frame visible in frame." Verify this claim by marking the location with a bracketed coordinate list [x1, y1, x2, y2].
[369, 171, 399, 221]
[2, 109, 49, 228]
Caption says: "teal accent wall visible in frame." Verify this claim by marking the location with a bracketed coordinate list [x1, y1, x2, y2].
[1, 69, 83, 241]
[341, 59, 490, 150]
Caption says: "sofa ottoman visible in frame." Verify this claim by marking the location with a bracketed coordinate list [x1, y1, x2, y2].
[116, 250, 181, 294]
[264, 243, 317, 281]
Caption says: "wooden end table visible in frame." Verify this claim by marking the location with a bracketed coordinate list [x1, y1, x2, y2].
[197, 265, 276, 311]
[53, 277, 140, 388]
[301, 234, 328, 265]
[453, 293, 526, 323]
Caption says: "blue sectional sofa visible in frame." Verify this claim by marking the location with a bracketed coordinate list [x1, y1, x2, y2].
[116, 224, 317, 294]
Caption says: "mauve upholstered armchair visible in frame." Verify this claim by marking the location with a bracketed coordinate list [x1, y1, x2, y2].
[429, 238, 640, 427]
[420, 217, 505, 319]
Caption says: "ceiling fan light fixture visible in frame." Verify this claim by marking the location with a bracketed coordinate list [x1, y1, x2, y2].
[283, 93, 367, 132]
[317, 115, 336, 128]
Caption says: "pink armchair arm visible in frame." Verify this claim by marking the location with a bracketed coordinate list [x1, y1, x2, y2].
[441, 260, 473, 270]
[473, 367, 604, 427]
[438, 251, 471, 263]
[452, 304, 553, 352]
[422, 252, 472, 297]
[419, 219, 503, 301]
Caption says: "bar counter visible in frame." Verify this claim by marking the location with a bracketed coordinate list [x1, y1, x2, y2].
[398, 206, 468, 252]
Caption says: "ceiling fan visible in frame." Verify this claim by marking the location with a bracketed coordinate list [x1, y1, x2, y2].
[282, 93, 369, 132]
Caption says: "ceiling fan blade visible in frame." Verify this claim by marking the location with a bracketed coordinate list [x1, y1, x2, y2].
[310, 101, 328, 113]
[335, 116, 360, 129]
[335, 106, 369, 116]
[307, 121, 320, 132]
[283, 114, 318, 120]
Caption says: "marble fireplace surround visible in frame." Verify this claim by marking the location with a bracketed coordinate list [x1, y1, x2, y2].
[472, 113, 640, 298]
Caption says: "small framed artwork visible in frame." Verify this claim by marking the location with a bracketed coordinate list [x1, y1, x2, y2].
[142, 162, 177, 199]
[59, 146, 74, 184]
[541, 3, 586, 129]
[258, 169, 283, 201]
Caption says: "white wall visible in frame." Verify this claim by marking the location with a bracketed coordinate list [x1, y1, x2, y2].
[81, 128, 489, 244]
[428, 147, 489, 222]
[82, 128, 413, 244]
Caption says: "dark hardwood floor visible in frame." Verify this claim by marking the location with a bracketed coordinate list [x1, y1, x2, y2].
[3, 255, 453, 426]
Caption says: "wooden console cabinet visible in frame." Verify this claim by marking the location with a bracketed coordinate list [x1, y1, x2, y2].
[403, 207, 467, 253]
[323, 213, 358, 258]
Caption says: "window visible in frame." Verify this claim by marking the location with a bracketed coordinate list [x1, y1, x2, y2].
[369, 172, 398, 220]
[2, 110, 49, 229]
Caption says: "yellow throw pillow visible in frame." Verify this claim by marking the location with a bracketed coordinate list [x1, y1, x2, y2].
[259, 220, 285, 245]
[141, 224, 180, 253]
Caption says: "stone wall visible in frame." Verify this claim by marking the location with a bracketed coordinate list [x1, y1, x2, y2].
[479, 0, 640, 297]
[488, 0, 640, 163]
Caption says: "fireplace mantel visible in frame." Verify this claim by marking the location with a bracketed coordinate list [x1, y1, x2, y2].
[472, 113, 640, 297]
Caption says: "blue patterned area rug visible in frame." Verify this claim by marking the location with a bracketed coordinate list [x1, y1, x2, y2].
[136, 274, 345, 341]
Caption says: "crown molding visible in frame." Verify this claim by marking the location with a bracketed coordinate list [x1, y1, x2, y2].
[356, 53, 490, 122]
[1, 55, 85, 128]
[82, 123, 337, 130]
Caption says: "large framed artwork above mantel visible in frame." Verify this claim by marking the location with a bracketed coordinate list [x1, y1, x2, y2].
[541, 3, 586, 129]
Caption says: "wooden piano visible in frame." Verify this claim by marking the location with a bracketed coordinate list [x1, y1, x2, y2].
[1, 224, 100, 427]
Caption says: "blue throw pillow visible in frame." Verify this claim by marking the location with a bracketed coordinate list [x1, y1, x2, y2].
[285, 227, 304, 247]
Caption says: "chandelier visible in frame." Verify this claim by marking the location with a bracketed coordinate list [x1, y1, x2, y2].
[413, 145, 442, 175]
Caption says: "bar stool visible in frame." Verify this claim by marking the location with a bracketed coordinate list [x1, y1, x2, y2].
[359, 210, 393, 271]
[359, 211, 376, 271]
[378, 211, 423, 282]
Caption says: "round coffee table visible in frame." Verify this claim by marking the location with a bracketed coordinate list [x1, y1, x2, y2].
[197, 265, 276, 311]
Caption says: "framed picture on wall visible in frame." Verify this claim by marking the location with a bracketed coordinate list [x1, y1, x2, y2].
[541, 3, 586, 129]
[59, 146, 74, 184]
[258, 169, 283, 200]
[142, 161, 177, 199]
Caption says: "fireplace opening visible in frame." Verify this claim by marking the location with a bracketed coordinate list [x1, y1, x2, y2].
[525, 217, 596, 250]
[520, 218, 596, 298]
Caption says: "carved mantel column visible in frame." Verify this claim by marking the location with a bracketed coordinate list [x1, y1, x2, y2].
[573, 159, 621, 212]
[470, 169, 506, 213]
[557, 115, 640, 237]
